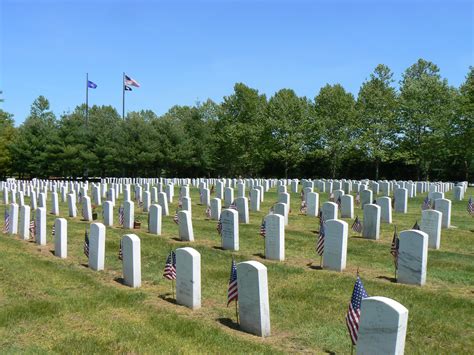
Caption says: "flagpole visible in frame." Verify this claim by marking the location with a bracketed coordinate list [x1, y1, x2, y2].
[235, 300, 239, 324]
[122, 72, 125, 119]
[85, 73, 89, 127]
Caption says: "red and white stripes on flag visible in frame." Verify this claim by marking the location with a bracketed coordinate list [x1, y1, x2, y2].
[227, 259, 238, 306]
[346, 276, 369, 345]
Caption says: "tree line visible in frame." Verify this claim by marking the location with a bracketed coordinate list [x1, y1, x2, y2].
[0, 59, 472, 181]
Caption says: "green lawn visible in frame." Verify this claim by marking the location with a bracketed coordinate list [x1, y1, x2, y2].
[1, 185, 473, 354]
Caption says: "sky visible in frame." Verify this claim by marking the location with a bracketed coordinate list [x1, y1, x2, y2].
[1, 0, 473, 125]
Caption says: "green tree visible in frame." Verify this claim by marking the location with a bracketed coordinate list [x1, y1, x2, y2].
[398, 59, 454, 180]
[216, 83, 267, 176]
[10, 96, 58, 178]
[0, 109, 16, 177]
[314, 84, 356, 178]
[265, 89, 311, 178]
[356, 64, 398, 179]
[451, 67, 474, 180]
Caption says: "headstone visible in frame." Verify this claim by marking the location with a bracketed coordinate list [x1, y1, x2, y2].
[54, 218, 67, 258]
[220, 209, 239, 251]
[122, 234, 141, 288]
[273, 202, 288, 226]
[340, 195, 354, 219]
[82, 196, 92, 221]
[234, 197, 249, 224]
[158, 192, 169, 216]
[362, 204, 381, 240]
[103, 201, 114, 226]
[224, 187, 234, 208]
[123, 201, 134, 229]
[51, 192, 59, 216]
[322, 202, 338, 221]
[357, 296, 408, 355]
[176, 247, 201, 310]
[178, 210, 194, 241]
[265, 213, 285, 261]
[376, 196, 392, 224]
[453, 186, 463, 201]
[142, 191, 151, 212]
[181, 197, 192, 214]
[89, 223, 106, 271]
[306, 192, 319, 217]
[430, 191, 444, 201]
[323, 219, 348, 271]
[237, 261, 271, 337]
[394, 188, 408, 213]
[360, 190, 373, 208]
[8, 203, 19, 235]
[35, 207, 47, 245]
[148, 204, 162, 235]
[67, 193, 77, 217]
[210, 198, 221, 220]
[250, 189, 261, 212]
[398, 229, 428, 286]
[19, 205, 30, 240]
[434, 198, 451, 228]
[420, 209, 442, 249]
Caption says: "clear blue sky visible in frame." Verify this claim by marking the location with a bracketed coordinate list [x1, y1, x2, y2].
[1, 0, 472, 125]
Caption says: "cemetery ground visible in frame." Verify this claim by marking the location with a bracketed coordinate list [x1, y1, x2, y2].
[1, 187, 473, 354]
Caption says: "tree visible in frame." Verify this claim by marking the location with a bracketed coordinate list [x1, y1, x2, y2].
[265, 89, 311, 178]
[451, 67, 474, 180]
[398, 59, 455, 180]
[10, 96, 58, 178]
[216, 83, 267, 176]
[314, 84, 356, 178]
[356, 64, 398, 179]
[0, 109, 16, 177]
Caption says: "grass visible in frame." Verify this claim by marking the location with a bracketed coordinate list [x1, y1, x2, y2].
[0, 185, 473, 354]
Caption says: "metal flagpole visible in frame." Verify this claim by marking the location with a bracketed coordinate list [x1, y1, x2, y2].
[85, 73, 89, 127]
[235, 300, 239, 324]
[122, 72, 125, 119]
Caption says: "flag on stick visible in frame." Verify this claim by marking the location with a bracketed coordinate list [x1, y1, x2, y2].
[390, 227, 399, 270]
[124, 74, 140, 87]
[83, 230, 90, 258]
[345, 276, 369, 345]
[468, 197, 473, 215]
[163, 251, 177, 280]
[351, 216, 362, 233]
[3, 209, 10, 234]
[316, 223, 325, 256]
[227, 259, 238, 306]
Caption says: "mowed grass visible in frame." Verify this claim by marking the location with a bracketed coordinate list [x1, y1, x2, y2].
[0, 185, 473, 353]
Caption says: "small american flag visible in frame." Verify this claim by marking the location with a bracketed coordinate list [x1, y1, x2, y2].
[329, 192, 335, 202]
[467, 197, 473, 215]
[178, 198, 183, 209]
[29, 220, 36, 239]
[300, 190, 304, 201]
[316, 223, 325, 256]
[229, 201, 237, 210]
[81, 204, 87, 220]
[299, 200, 307, 214]
[336, 196, 342, 209]
[318, 210, 324, 227]
[173, 210, 179, 224]
[227, 259, 238, 306]
[138, 199, 143, 208]
[83, 230, 90, 258]
[205, 206, 211, 218]
[118, 206, 124, 226]
[355, 193, 360, 206]
[163, 251, 176, 280]
[413, 220, 420, 230]
[345, 276, 369, 345]
[422, 196, 431, 210]
[118, 240, 123, 260]
[3, 209, 10, 234]
[390, 227, 399, 269]
[217, 216, 223, 236]
[210, 185, 215, 195]
[260, 218, 266, 238]
[351, 216, 362, 233]
[51, 225, 55, 237]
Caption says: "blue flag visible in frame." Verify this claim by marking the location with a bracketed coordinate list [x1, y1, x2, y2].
[87, 80, 97, 89]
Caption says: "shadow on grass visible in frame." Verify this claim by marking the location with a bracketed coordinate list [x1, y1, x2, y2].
[377, 275, 397, 283]
[323, 350, 336, 354]
[80, 263, 89, 268]
[217, 317, 240, 331]
[171, 237, 185, 242]
[252, 253, 265, 259]
[114, 277, 125, 285]
[307, 263, 323, 270]
[350, 235, 364, 239]
[311, 230, 318, 234]
[159, 293, 177, 305]
[212, 246, 224, 251]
